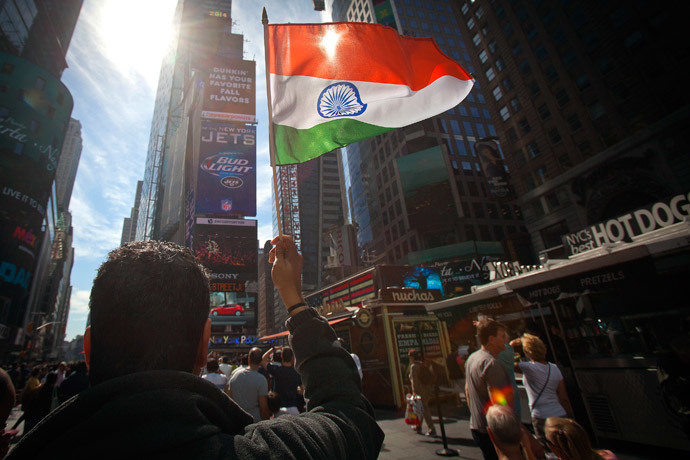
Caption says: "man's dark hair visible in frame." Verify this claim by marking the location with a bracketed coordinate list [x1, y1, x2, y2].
[241, 356, 248, 366]
[477, 318, 506, 346]
[267, 391, 281, 414]
[281, 347, 293, 363]
[89, 241, 210, 385]
[206, 358, 219, 373]
[274, 351, 282, 362]
[408, 349, 421, 361]
[248, 348, 263, 365]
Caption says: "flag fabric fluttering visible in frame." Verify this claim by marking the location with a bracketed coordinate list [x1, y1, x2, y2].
[267, 21, 474, 166]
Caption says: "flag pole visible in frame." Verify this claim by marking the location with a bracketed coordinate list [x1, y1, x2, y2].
[262, 7, 283, 237]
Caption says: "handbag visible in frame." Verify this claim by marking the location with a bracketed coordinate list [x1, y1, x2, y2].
[404, 394, 422, 426]
[529, 363, 552, 411]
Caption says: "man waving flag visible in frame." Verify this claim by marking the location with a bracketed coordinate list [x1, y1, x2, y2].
[266, 21, 474, 166]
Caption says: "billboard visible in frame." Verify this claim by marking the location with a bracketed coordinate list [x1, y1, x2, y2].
[202, 59, 256, 123]
[396, 146, 458, 231]
[378, 265, 444, 298]
[1, 53, 73, 311]
[193, 218, 258, 328]
[196, 122, 256, 216]
[374, 0, 399, 31]
[475, 140, 513, 199]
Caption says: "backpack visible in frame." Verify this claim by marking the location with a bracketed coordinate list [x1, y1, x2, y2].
[418, 364, 434, 385]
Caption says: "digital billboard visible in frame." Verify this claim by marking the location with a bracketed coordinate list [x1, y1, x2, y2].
[378, 265, 444, 298]
[196, 122, 256, 216]
[1, 53, 73, 310]
[475, 140, 513, 200]
[202, 59, 256, 123]
[374, 0, 399, 31]
[193, 218, 257, 328]
[396, 146, 458, 231]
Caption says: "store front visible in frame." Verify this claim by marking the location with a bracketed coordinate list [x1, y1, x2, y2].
[426, 221, 690, 451]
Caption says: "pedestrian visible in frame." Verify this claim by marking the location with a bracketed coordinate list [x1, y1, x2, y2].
[408, 349, 436, 436]
[262, 346, 302, 415]
[545, 417, 617, 460]
[58, 360, 89, 403]
[202, 358, 229, 394]
[446, 343, 464, 406]
[6, 238, 384, 459]
[1, 368, 17, 457]
[465, 318, 514, 460]
[486, 404, 538, 460]
[228, 348, 270, 422]
[218, 356, 233, 379]
[513, 333, 573, 441]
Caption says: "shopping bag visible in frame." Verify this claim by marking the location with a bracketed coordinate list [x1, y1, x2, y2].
[404, 394, 422, 426]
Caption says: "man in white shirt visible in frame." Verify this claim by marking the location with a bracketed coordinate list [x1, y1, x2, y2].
[218, 356, 233, 379]
[202, 358, 228, 393]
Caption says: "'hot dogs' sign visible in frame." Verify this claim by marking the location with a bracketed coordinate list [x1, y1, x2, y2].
[562, 192, 690, 255]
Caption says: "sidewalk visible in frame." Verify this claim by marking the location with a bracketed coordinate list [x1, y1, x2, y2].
[374, 401, 662, 460]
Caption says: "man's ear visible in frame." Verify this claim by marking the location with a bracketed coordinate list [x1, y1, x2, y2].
[83, 326, 91, 368]
[194, 318, 212, 374]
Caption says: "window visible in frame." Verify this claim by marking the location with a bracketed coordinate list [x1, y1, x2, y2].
[34, 77, 46, 90]
[537, 168, 546, 184]
[456, 139, 468, 155]
[473, 34, 481, 46]
[481, 24, 490, 36]
[488, 124, 496, 136]
[538, 103, 551, 119]
[495, 57, 505, 71]
[479, 50, 488, 63]
[510, 98, 522, 113]
[545, 65, 558, 83]
[488, 40, 498, 53]
[463, 121, 475, 136]
[503, 77, 514, 91]
[577, 140, 593, 155]
[485, 67, 496, 81]
[556, 89, 570, 107]
[598, 56, 612, 74]
[451, 119, 461, 135]
[519, 59, 531, 75]
[468, 182, 479, 196]
[558, 154, 573, 169]
[471, 107, 481, 118]
[535, 46, 548, 61]
[504, 23, 514, 38]
[473, 203, 485, 218]
[518, 118, 531, 134]
[492, 86, 503, 101]
[475, 6, 484, 19]
[467, 18, 475, 29]
[527, 142, 540, 158]
[500, 106, 510, 121]
[512, 43, 523, 56]
[476, 124, 486, 138]
[588, 101, 605, 119]
[548, 128, 562, 144]
[567, 114, 582, 131]
[561, 48, 576, 68]
[462, 161, 472, 170]
[576, 74, 591, 91]
[461, 3, 469, 15]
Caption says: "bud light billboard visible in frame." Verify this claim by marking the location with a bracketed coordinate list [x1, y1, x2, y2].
[196, 122, 256, 216]
[1, 53, 73, 316]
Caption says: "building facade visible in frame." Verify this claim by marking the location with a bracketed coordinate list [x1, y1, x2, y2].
[330, 0, 533, 292]
[121, 180, 143, 245]
[451, 0, 690, 256]
[55, 118, 82, 211]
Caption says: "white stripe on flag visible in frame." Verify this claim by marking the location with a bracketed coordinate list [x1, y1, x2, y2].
[270, 74, 473, 130]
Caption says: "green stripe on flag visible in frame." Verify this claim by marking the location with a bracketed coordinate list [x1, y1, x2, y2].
[274, 119, 393, 165]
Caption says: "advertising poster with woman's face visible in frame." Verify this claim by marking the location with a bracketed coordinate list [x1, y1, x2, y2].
[475, 140, 513, 199]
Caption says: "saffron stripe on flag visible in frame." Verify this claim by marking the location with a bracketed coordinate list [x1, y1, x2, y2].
[268, 22, 472, 90]
[274, 119, 393, 165]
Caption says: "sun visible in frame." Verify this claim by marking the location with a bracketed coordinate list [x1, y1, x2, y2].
[98, 0, 178, 87]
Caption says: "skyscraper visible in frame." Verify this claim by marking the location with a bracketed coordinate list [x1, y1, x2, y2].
[121, 180, 143, 245]
[451, 1, 690, 257]
[55, 118, 82, 211]
[330, 0, 532, 293]
[0, 0, 82, 357]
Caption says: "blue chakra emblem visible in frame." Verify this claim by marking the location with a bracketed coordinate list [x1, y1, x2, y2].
[317, 82, 367, 119]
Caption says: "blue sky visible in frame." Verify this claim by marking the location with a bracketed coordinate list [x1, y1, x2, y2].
[62, 1, 327, 341]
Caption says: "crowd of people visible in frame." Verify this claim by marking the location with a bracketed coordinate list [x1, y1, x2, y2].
[407, 317, 619, 460]
[0, 236, 624, 459]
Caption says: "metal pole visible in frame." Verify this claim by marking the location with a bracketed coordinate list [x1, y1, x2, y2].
[434, 386, 458, 457]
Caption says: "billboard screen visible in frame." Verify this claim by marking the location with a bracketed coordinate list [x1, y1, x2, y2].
[193, 218, 257, 328]
[202, 59, 256, 123]
[196, 122, 256, 216]
[397, 146, 457, 230]
[378, 265, 444, 298]
[475, 140, 513, 200]
[374, 0, 399, 31]
[1, 53, 73, 310]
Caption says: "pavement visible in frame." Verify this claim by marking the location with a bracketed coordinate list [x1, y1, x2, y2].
[5, 398, 679, 459]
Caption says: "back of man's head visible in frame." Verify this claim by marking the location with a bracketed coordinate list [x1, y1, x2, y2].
[281, 347, 294, 363]
[206, 358, 219, 373]
[487, 404, 522, 446]
[248, 347, 263, 366]
[477, 318, 506, 346]
[88, 241, 210, 385]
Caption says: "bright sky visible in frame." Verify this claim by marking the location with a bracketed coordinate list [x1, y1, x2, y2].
[61, 0, 326, 341]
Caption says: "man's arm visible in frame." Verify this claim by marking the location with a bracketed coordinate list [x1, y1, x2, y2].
[258, 395, 271, 420]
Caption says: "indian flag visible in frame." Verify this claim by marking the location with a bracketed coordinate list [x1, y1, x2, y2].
[267, 22, 474, 165]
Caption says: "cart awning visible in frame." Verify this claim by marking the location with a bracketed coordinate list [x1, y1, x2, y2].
[257, 315, 353, 342]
